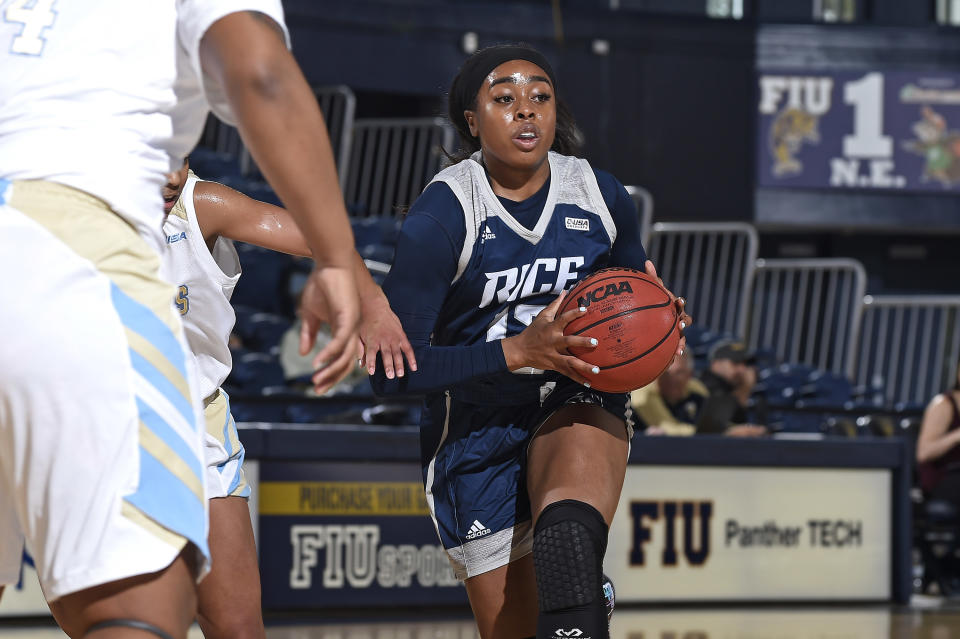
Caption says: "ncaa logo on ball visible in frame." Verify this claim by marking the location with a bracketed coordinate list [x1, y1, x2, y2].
[577, 281, 633, 309]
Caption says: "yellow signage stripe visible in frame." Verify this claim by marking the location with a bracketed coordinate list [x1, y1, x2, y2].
[260, 481, 429, 516]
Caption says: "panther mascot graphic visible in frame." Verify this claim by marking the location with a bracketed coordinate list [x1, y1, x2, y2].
[769, 107, 820, 177]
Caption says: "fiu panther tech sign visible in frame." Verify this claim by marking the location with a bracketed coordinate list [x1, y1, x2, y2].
[605, 466, 892, 601]
[757, 70, 960, 192]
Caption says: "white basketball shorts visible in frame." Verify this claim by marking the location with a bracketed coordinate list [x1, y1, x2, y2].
[0, 180, 210, 601]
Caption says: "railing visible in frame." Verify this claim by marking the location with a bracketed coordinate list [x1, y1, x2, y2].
[625, 184, 653, 248]
[344, 117, 455, 217]
[647, 222, 758, 337]
[199, 85, 356, 182]
[854, 295, 960, 406]
[313, 85, 357, 190]
[747, 258, 866, 377]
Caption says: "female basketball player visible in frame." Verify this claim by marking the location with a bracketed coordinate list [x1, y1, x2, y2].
[371, 45, 689, 638]
[162, 159, 414, 639]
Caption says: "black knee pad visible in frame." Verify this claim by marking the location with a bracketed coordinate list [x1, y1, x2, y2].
[533, 499, 608, 612]
[85, 619, 175, 639]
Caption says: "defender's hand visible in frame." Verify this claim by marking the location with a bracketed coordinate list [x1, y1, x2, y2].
[299, 266, 362, 394]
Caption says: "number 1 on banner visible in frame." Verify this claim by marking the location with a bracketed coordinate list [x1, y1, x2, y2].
[843, 72, 893, 158]
[5, 0, 57, 56]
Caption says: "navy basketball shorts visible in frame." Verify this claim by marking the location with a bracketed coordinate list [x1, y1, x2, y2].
[420, 379, 634, 580]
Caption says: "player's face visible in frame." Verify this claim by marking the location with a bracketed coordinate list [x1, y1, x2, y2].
[162, 159, 189, 214]
[465, 60, 556, 174]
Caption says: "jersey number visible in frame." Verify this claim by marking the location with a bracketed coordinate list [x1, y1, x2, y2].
[485, 303, 544, 342]
[175, 285, 189, 315]
[5, 0, 57, 56]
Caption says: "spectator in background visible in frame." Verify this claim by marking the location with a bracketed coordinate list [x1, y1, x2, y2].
[697, 340, 767, 437]
[631, 350, 707, 435]
[917, 360, 960, 503]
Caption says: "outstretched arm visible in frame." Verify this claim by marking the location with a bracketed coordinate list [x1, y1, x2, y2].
[198, 12, 359, 393]
[193, 180, 416, 384]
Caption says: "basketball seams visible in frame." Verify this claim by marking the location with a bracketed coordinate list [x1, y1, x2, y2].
[559, 266, 680, 393]
[596, 314, 679, 372]
[568, 300, 672, 336]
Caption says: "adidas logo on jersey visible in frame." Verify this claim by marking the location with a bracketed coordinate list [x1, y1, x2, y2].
[565, 217, 590, 231]
[465, 520, 491, 540]
[481, 226, 497, 242]
[166, 231, 187, 244]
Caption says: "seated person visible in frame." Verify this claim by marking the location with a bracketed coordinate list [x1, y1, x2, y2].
[917, 360, 960, 502]
[631, 350, 707, 435]
[697, 340, 766, 437]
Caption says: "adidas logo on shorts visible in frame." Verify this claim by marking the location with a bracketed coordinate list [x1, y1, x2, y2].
[465, 519, 491, 540]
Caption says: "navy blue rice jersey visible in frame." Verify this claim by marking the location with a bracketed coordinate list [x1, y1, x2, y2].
[370, 151, 647, 402]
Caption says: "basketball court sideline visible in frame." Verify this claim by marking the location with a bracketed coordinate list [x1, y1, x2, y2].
[2, 601, 959, 638]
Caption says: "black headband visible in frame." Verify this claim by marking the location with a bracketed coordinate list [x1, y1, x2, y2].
[450, 45, 557, 122]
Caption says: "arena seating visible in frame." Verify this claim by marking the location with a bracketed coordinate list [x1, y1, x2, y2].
[186, 85, 948, 437]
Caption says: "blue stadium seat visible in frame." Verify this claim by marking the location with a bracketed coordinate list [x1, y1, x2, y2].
[228, 401, 285, 423]
[188, 147, 241, 180]
[231, 243, 297, 315]
[239, 313, 291, 355]
[225, 352, 285, 393]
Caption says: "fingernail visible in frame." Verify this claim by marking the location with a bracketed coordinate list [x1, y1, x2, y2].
[397, 370, 405, 377]
[584, 382, 591, 388]
[579, 306, 587, 312]
[411, 364, 418, 371]
[591, 366, 600, 374]
[387, 371, 395, 379]
[680, 321, 686, 330]
[590, 338, 598, 346]
[314, 362, 327, 371]
[680, 349, 684, 356]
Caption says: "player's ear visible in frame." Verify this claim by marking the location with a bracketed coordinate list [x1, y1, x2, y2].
[464, 110, 478, 137]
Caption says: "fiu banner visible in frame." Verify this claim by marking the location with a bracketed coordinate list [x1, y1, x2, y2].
[606, 465, 891, 601]
[757, 70, 960, 192]
[258, 460, 468, 609]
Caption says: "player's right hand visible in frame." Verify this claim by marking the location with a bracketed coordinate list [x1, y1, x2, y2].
[501, 291, 599, 386]
[299, 266, 362, 395]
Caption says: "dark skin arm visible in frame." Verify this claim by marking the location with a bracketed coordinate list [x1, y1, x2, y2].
[193, 181, 417, 380]
[199, 12, 359, 393]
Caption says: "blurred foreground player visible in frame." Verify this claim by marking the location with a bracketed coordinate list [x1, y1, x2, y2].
[161, 159, 414, 637]
[0, 4, 360, 638]
[371, 44, 689, 638]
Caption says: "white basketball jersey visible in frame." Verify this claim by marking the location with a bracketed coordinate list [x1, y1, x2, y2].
[163, 171, 241, 400]
[0, 0, 288, 255]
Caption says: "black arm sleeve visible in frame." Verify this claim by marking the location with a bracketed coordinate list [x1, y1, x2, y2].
[369, 184, 508, 398]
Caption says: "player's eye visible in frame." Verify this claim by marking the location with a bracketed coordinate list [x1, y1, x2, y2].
[533, 93, 552, 103]
[494, 94, 514, 104]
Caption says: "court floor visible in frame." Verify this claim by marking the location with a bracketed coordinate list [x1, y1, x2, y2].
[2, 599, 960, 638]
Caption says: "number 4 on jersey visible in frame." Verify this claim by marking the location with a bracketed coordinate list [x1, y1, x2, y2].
[5, 0, 57, 56]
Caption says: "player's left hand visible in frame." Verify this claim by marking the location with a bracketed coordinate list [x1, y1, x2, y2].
[299, 266, 363, 394]
[644, 259, 692, 362]
[360, 297, 417, 379]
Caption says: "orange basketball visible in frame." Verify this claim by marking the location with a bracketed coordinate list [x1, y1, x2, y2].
[560, 267, 680, 393]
